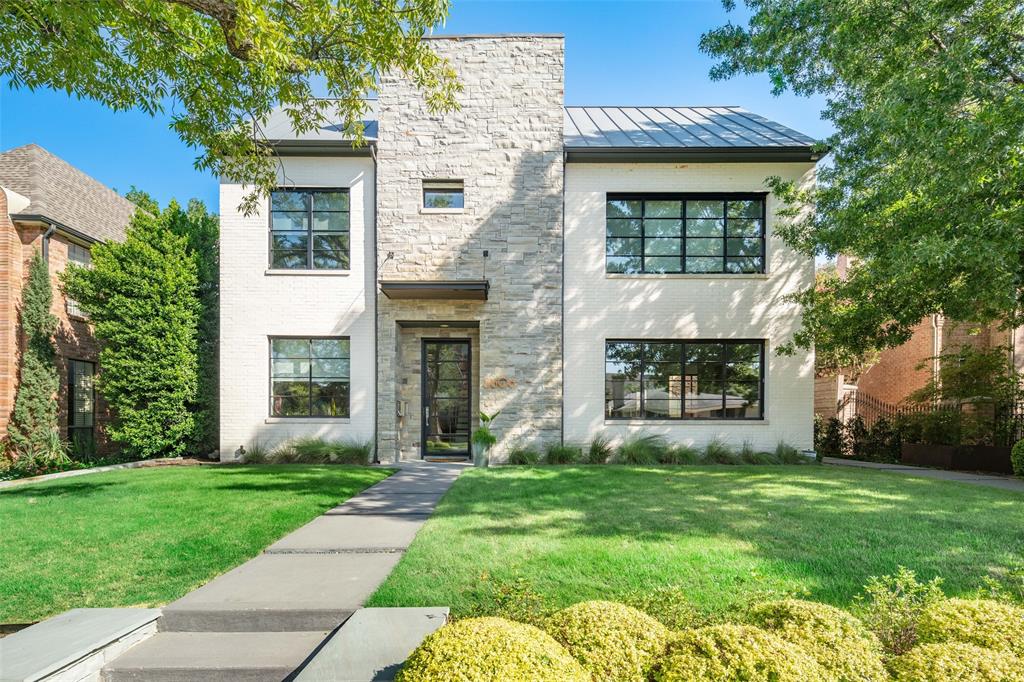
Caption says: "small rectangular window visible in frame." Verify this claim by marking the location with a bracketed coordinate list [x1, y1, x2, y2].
[66, 243, 91, 318]
[269, 189, 350, 270]
[605, 340, 764, 420]
[606, 195, 766, 274]
[271, 337, 351, 417]
[423, 180, 464, 209]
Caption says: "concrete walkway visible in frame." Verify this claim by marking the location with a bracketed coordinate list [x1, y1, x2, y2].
[823, 457, 1024, 493]
[103, 462, 464, 681]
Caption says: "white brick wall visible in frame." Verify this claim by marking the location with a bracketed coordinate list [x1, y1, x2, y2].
[219, 157, 376, 460]
[563, 161, 817, 450]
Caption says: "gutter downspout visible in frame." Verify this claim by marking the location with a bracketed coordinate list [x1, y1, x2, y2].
[41, 223, 57, 266]
[371, 144, 380, 464]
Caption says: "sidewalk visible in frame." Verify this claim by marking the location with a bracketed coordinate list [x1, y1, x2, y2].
[823, 457, 1024, 493]
[102, 461, 465, 681]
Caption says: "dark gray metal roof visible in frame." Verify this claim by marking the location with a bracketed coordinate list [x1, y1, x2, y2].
[563, 106, 817, 149]
[0, 144, 135, 243]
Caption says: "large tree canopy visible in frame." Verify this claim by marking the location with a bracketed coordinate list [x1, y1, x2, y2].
[1, 0, 458, 211]
[701, 0, 1024, 362]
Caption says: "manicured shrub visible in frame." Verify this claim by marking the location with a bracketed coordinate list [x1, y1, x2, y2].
[271, 437, 371, 464]
[858, 567, 945, 656]
[546, 600, 669, 682]
[507, 445, 541, 465]
[748, 599, 887, 682]
[701, 439, 740, 464]
[891, 642, 1024, 682]
[917, 598, 1024, 657]
[586, 434, 614, 464]
[659, 443, 701, 465]
[615, 433, 669, 464]
[1012, 439, 1024, 478]
[651, 624, 826, 682]
[396, 617, 589, 682]
[817, 416, 847, 456]
[544, 442, 582, 464]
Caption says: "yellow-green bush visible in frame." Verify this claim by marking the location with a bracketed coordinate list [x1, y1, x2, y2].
[395, 616, 588, 682]
[917, 598, 1024, 657]
[651, 624, 827, 682]
[892, 642, 1024, 682]
[748, 599, 887, 682]
[545, 600, 669, 682]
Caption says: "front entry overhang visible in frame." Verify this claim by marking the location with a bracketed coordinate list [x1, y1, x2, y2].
[379, 280, 489, 301]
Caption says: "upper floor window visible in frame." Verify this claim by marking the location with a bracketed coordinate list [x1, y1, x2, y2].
[606, 195, 765, 274]
[423, 180, 464, 209]
[605, 339, 764, 420]
[66, 242, 91, 318]
[270, 337, 350, 417]
[270, 189, 349, 270]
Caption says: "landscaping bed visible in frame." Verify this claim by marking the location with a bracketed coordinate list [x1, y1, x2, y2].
[0, 464, 391, 624]
[369, 466, 1024, 622]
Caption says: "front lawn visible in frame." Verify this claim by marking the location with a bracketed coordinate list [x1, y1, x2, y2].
[369, 466, 1024, 621]
[0, 465, 391, 623]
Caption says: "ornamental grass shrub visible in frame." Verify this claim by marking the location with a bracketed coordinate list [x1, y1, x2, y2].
[396, 617, 588, 682]
[659, 443, 702, 465]
[748, 599, 887, 682]
[507, 445, 541, 465]
[615, 433, 670, 464]
[651, 624, 826, 682]
[545, 600, 669, 682]
[917, 598, 1024, 657]
[701, 439, 740, 465]
[586, 434, 614, 464]
[269, 437, 372, 464]
[891, 642, 1024, 682]
[544, 442, 582, 464]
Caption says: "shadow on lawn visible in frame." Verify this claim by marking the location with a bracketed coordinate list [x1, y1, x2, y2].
[426, 466, 1024, 604]
[0, 479, 120, 498]
[206, 465, 391, 497]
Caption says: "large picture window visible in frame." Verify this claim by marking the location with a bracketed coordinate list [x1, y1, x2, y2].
[270, 189, 350, 270]
[605, 340, 764, 420]
[606, 195, 765, 274]
[271, 338, 350, 417]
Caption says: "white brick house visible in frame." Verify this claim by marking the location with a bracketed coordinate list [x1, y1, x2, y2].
[219, 34, 821, 462]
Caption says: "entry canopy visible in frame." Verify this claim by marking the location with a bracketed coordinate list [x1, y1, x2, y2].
[379, 280, 489, 301]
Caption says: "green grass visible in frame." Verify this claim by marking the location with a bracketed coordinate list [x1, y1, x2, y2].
[0, 465, 391, 623]
[368, 466, 1024, 620]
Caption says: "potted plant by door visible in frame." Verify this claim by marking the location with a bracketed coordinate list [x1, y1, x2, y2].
[471, 411, 500, 468]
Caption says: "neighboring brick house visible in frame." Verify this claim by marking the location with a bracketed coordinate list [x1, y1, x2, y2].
[220, 34, 821, 462]
[0, 144, 135, 452]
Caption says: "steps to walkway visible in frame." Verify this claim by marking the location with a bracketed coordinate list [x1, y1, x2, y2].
[99, 463, 464, 682]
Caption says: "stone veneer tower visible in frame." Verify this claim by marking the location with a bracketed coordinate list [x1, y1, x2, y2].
[375, 35, 565, 462]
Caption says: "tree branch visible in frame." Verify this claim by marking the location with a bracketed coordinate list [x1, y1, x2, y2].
[162, 0, 254, 59]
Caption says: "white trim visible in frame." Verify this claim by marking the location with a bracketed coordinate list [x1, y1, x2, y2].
[265, 269, 351, 276]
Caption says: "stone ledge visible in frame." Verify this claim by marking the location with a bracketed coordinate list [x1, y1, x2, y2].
[0, 608, 160, 682]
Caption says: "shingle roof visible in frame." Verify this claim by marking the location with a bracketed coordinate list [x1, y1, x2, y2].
[563, 106, 816, 149]
[0, 144, 135, 243]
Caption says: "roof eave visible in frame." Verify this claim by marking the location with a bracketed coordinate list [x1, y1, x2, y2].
[564, 146, 824, 163]
[263, 140, 376, 157]
[8, 213, 104, 244]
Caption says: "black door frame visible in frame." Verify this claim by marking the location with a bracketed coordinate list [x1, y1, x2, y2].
[420, 338, 473, 459]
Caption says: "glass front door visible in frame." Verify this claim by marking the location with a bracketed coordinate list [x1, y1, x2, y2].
[421, 339, 472, 457]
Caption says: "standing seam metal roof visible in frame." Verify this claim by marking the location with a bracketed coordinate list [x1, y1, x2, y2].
[563, 106, 816, 148]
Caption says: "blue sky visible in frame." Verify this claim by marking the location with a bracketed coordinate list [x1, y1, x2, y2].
[0, 1, 831, 211]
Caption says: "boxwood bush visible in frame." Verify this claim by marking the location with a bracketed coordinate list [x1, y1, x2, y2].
[917, 598, 1024, 657]
[545, 600, 668, 682]
[748, 599, 887, 682]
[891, 642, 1024, 682]
[651, 624, 826, 682]
[397, 617, 588, 682]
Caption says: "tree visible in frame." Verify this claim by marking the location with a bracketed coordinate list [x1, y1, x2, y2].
[701, 0, 1024, 360]
[127, 189, 219, 455]
[7, 251, 66, 468]
[1, 1, 459, 212]
[63, 206, 200, 458]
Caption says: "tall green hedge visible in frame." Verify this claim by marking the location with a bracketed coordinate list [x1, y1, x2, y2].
[7, 251, 65, 468]
[63, 206, 199, 458]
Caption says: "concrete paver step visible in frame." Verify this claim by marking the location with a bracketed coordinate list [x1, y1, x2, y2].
[294, 608, 448, 681]
[160, 553, 401, 632]
[101, 630, 329, 682]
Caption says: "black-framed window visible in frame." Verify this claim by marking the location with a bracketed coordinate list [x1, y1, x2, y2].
[270, 189, 350, 270]
[605, 340, 764, 420]
[423, 180, 464, 209]
[68, 359, 95, 445]
[271, 338, 350, 417]
[66, 243, 91, 319]
[606, 195, 766, 274]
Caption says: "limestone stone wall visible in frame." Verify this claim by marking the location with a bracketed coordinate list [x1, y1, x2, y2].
[375, 35, 565, 461]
